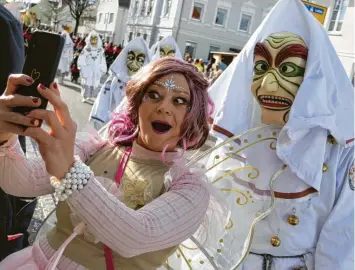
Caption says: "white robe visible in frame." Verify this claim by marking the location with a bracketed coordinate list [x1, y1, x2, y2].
[58, 40, 73, 74]
[78, 47, 107, 88]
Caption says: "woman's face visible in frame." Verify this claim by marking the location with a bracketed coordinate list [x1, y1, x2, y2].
[137, 73, 191, 152]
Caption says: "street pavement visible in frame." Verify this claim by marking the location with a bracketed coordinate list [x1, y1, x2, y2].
[27, 74, 107, 243]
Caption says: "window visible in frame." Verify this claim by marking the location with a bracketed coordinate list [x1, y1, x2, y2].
[98, 13, 102, 23]
[103, 13, 108, 23]
[328, 0, 350, 32]
[147, 0, 154, 16]
[185, 41, 197, 58]
[215, 8, 227, 26]
[143, 33, 148, 40]
[137, 33, 141, 37]
[191, 3, 204, 20]
[164, 0, 172, 17]
[109, 13, 114, 23]
[129, 32, 133, 41]
[141, 0, 147, 15]
[133, 1, 139, 15]
[209, 45, 220, 53]
[239, 14, 252, 32]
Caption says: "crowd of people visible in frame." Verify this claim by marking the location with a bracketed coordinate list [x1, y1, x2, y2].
[0, 0, 354, 269]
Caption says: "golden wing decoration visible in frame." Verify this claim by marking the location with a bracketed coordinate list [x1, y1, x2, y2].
[161, 125, 287, 270]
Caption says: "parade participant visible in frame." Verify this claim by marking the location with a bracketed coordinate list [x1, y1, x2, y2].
[70, 52, 80, 83]
[151, 36, 182, 60]
[89, 36, 151, 130]
[78, 30, 107, 102]
[207, 0, 354, 269]
[0, 58, 227, 270]
[57, 27, 74, 84]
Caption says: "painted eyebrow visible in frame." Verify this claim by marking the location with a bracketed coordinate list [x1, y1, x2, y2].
[137, 53, 145, 58]
[275, 44, 308, 67]
[254, 42, 272, 66]
[128, 50, 136, 57]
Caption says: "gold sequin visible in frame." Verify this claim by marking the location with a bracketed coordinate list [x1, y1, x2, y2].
[217, 249, 222, 253]
[272, 132, 277, 136]
[219, 239, 224, 243]
[322, 163, 328, 173]
[177, 254, 181, 258]
[244, 139, 248, 143]
[199, 260, 204, 264]
[188, 259, 192, 263]
[257, 134, 262, 138]
[229, 146, 234, 151]
[215, 155, 220, 159]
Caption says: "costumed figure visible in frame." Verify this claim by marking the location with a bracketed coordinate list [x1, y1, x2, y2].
[57, 28, 74, 84]
[78, 30, 107, 102]
[70, 51, 80, 83]
[205, 0, 354, 269]
[151, 36, 182, 61]
[89, 37, 151, 130]
[0, 58, 231, 270]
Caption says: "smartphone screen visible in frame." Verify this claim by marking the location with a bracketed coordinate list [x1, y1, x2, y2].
[13, 31, 65, 115]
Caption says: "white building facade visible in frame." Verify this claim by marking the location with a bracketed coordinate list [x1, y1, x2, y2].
[125, 0, 354, 81]
[316, 0, 354, 82]
[95, 0, 129, 45]
[125, 0, 277, 59]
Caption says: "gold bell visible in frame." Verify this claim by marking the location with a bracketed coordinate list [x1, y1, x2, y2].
[288, 215, 299, 226]
[270, 236, 281, 247]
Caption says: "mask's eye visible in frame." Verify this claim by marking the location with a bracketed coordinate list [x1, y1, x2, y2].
[254, 60, 269, 75]
[279, 62, 305, 77]
[137, 56, 145, 64]
[127, 54, 134, 61]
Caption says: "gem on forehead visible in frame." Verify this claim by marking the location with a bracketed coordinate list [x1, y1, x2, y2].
[155, 76, 185, 92]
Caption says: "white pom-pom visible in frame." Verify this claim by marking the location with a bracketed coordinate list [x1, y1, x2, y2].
[70, 167, 76, 173]
[65, 189, 72, 195]
[78, 184, 84, 190]
[72, 184, 78, 190]
[65, 183, 71, 189]
[82, 179, 88, 185]
[65, 173, 72, 179]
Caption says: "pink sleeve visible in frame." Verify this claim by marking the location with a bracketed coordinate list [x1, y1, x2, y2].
[0, 127, 106, 197]
[67, 173, 210, 258]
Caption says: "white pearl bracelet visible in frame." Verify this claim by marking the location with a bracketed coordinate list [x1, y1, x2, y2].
[50, 156, 93, 201]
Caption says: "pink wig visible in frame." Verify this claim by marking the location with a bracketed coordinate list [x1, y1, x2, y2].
[108, 58, 213, 150]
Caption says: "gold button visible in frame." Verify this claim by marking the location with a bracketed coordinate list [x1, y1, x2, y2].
[271, 236, 281, 247]
[287, 215, 299, 226]
[322, 163, 328, 173]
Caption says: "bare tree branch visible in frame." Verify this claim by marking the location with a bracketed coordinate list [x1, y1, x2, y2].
[61, 0, 95, 34]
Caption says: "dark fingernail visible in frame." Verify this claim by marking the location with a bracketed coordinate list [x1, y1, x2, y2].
[26, 78, 34, 83]
[39, 84, 46, 90]
[24, 112, 30, 116]
[30, 119, 39, 126]
[53, 82, 58, 89]
[32, 97, 39, 103]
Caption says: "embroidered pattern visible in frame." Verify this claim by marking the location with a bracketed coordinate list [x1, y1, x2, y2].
[349, 164, 354, 191]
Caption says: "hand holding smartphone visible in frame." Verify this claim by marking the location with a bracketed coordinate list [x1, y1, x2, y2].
[13, 31, 65, 121]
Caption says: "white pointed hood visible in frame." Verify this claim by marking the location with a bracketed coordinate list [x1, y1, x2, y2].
[84, 30, 102, 50]
[109, 36, 152, 82]
[208, 0, 354, 191]
[151, 36, 182, 60]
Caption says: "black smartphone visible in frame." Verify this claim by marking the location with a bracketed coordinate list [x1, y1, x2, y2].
[13, 31, 65, 116]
